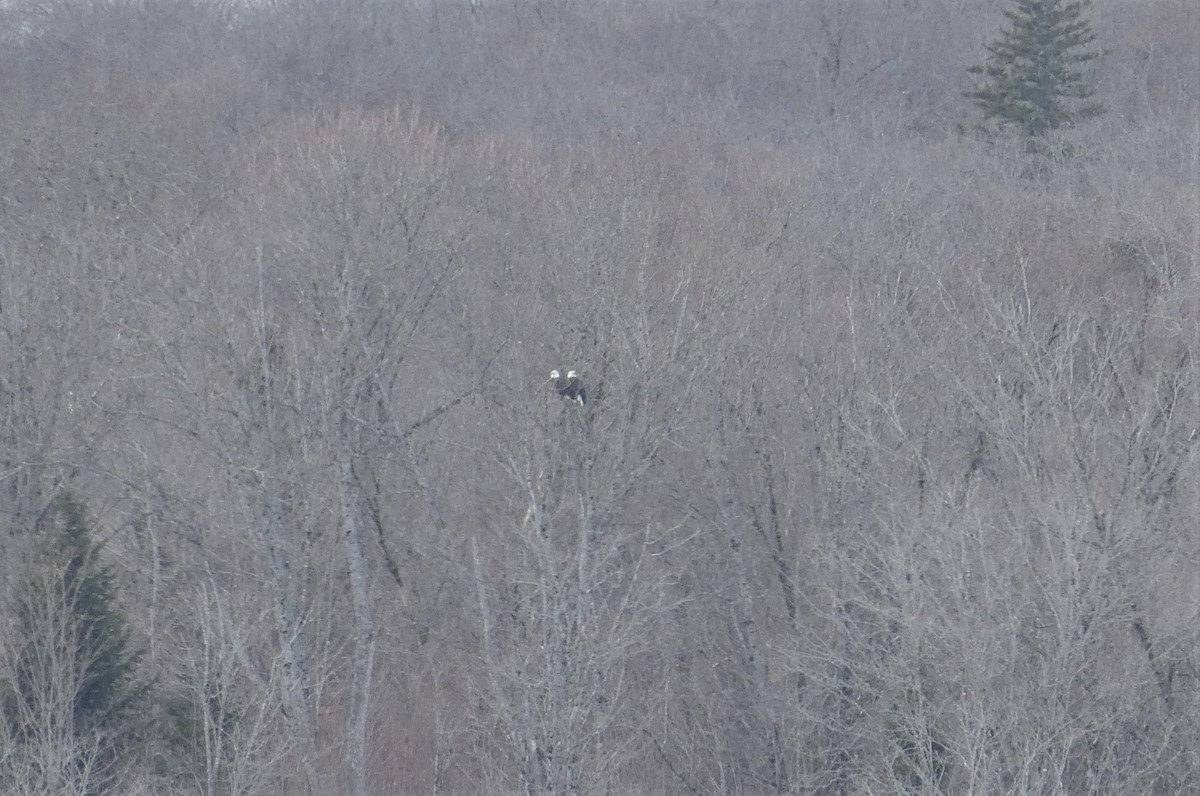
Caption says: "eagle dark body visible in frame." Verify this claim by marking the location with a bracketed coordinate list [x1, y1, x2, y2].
[550, 369, 587, 406]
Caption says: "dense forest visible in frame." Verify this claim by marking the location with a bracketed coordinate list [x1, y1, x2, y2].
[0, 0, 1196, 793]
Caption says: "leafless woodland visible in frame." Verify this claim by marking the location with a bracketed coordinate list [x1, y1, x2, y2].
[0, 0, 1197, 793]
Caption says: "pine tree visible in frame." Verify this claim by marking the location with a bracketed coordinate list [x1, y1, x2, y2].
[2, 493, 148, 794]
[47, 494, 145, 730]
[966, 0, 1105, 141]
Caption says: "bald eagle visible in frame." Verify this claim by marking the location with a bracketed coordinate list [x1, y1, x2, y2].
[549, 369, 586, 406]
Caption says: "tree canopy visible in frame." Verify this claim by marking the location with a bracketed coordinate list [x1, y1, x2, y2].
[966, 0, 1105, 140]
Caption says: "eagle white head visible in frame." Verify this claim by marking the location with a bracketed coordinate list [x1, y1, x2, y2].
[549, 368, 586, 406]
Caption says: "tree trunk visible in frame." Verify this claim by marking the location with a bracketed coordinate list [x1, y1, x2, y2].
[338, 432, 376, 796]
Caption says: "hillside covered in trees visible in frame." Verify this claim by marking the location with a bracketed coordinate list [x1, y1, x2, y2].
[0, 0, 1196, 793]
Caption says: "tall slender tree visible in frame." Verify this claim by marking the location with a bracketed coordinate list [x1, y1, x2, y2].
[966, 0, 1105, 140]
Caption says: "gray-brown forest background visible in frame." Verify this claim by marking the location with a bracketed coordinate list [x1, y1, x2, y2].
[0, 0, 1197, 793]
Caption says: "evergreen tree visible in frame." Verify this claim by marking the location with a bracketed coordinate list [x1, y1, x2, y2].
[2, 493, 148, 794]
[966, 0, 1105, 140]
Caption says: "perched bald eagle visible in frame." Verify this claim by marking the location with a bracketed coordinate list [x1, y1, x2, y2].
[549, 369, 587, 406]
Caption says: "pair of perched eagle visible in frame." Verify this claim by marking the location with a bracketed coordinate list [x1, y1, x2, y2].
[549, 369, 586, 406]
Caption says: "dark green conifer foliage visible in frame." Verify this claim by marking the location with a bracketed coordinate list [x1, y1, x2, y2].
[4, 493, 148, 792]
[46, 494, 145, 728]
[966, 0, 1105, 140]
